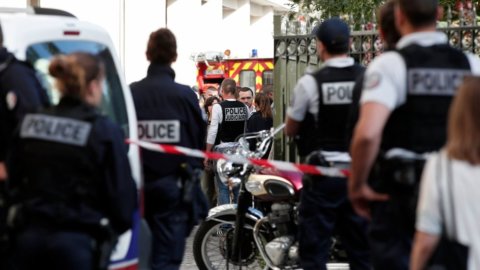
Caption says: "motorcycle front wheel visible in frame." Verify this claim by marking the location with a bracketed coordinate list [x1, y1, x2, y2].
[193, 219, 269, 270]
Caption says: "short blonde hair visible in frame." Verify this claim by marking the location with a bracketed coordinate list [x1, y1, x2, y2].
[446, 76, 480, 164]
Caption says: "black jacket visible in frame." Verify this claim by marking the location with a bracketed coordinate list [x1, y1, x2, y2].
[7, 97, 137, 235]
[0, 47, 49, 161]
[130, 64, 206, 180]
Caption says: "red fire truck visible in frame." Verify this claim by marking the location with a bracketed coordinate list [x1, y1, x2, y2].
[194, 51, 274, 93]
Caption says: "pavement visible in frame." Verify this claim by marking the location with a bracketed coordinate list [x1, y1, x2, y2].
[179, 226, 350, 270]
[180, 226, 198, 270]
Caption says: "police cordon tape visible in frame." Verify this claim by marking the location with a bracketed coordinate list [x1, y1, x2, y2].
[126, 139, 350, 178]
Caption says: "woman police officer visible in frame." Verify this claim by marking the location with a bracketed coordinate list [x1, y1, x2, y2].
[5, 52, 137, 270]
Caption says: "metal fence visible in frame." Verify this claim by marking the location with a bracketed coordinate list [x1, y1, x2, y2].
[272, 17, 480, 162]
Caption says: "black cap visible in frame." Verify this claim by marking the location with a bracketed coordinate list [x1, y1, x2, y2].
[312, 17, 350, 54]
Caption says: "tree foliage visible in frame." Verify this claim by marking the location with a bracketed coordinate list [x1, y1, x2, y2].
[290, 0, 467, 27]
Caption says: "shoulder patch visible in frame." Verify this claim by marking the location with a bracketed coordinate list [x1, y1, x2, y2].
[20, 114, 92, 146]
[364, 72, 382, 90]
[6, 91, 17, 110]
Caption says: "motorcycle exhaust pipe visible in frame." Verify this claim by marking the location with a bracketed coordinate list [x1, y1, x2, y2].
[253, 217, 279, 270]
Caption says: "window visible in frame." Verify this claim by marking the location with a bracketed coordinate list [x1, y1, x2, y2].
[263, 70, 274, 86]
[239, 70, 255, 91]
[26, 40, 129, 136]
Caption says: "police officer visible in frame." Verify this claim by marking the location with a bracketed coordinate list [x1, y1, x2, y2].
[130, 28, 208, 270]
[205, 78, 248, 205]
[0, 23, 50, 267]
[348, 0, 480, 269]
[0, 24, 49, 180]
[6, 52, 137, 270]
[285, 18, 370, 270]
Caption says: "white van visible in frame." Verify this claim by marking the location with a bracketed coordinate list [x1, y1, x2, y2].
[0, 7, 144, 270]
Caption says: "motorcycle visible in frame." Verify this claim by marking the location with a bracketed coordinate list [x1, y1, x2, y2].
[193, 125, 348, 270]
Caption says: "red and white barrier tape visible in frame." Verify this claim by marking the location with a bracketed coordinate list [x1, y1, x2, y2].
[126, 139, 350, 178]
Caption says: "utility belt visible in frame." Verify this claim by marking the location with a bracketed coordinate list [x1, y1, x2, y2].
[369, 148, 428, 234]
[370, 148, 427, 195]
[303, 150, 351, 188]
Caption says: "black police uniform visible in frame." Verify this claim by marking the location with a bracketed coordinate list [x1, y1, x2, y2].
[0, 47, 49, 162]
[212, 100, 248, 205]
[295, 61, 370, 270]
[6, 96, 137, 270]
[0, 47, 49, 267]
[368, 43, 472, 270]
[130, 64, 208, 270]
[215, 100, 248, 144]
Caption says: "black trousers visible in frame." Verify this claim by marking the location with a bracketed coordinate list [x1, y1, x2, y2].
[9, 228, 94, 270]
[368, 200, 413, 270]
[298, 175, 371, 270]
[144, 175, 192, 270]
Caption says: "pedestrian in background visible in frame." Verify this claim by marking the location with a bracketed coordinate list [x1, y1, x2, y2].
[237, 86, 255, 117]
[348, 0, 480, 268]
[202, 95, 221, 207]
[130, 28, 208, 270]
[6, 52, 137, 270]
[285, 18, 369, 270]
[411, 76, 480, 270]
[247, 92, 273, 159]
[205, 78, 248, 205]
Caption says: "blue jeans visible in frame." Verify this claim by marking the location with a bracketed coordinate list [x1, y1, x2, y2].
[214, 173, 239, 205]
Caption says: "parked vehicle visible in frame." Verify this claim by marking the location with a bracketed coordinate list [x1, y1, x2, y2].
[193, 125, 349, 270]
[193, 51, 274, 93]
[0, 7, 144, 270]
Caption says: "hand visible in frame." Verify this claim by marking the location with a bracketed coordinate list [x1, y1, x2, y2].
[203, 158, 210, 169]
[348, 184, 389, 220]
[0, 162, 7, 181]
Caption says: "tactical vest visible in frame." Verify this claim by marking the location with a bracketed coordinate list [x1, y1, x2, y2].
[382, 44, 471, 153]
[215, 100, 248, 144]
[12, 99, 102, 225]
[296, 64, 364, 156]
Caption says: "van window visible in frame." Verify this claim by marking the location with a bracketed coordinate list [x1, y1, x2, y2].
[26, 40, 129, 136]
[239, 70, 255, 91]
[262, 70, 273, 86]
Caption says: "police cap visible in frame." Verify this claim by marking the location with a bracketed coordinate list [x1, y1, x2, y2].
[312, 17, 350, 54]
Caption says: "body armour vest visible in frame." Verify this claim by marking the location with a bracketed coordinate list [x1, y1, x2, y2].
[216, 100, 248, 144]
[382, 44, 471, 153]
[296, 64, 365, 156]
[13, 99, 102, 224]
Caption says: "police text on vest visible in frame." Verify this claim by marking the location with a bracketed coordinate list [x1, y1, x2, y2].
[138, 120, 181, 143]
[322, 82, 355, 105]
[20, 114, 92, 146]
[224, 107, 248, 121]
[408, 68, 470, 95]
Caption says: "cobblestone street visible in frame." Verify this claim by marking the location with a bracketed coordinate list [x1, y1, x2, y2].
[180, 226, 198, 270]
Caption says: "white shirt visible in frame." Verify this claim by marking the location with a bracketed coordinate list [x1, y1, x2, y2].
[417, 151, 480, 269]
[206, 99, 248, 145]
[286, 57, 356, 161]
[360, 32, 480, 110]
